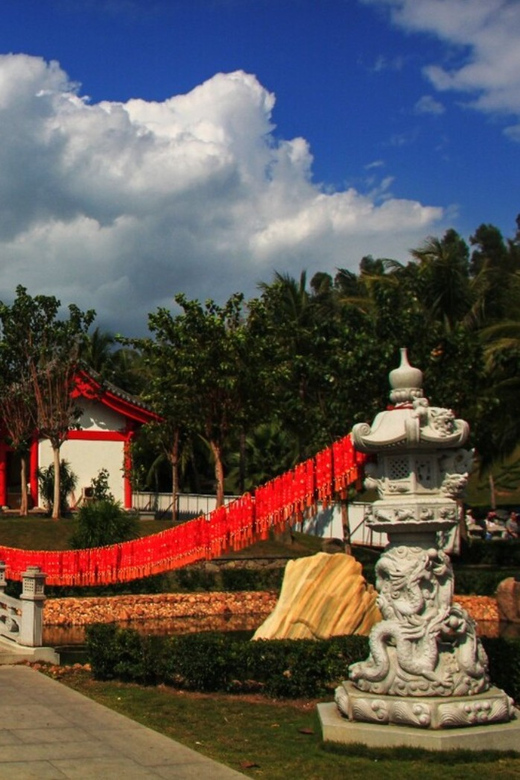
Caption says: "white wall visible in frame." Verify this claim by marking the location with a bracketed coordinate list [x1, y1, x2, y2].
[37, 398, 129, 507]
[76, 399, 126, 432]
[38, 439, 125, 506]
[301, 502, 388, 547]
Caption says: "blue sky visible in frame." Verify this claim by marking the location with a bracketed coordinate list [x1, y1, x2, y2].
[0, 0, 518, 333]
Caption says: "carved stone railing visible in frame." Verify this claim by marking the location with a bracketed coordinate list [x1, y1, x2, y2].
[0, 562, 46, 647]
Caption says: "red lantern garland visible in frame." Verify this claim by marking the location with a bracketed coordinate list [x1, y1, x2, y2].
[0, 436, 366, 586]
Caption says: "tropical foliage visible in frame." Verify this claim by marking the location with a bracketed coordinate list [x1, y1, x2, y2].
[0, 216, 519, 511]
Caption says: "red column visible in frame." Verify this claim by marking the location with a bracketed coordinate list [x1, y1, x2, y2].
[123, 434, 133, 510]
[29, 438, 39, 508]
[0, 442, 7, 507]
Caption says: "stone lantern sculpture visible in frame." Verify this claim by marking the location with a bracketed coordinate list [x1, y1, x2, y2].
[319, 349, 519, 749]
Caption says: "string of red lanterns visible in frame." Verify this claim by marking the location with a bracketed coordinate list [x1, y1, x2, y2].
[0, 433, 366, 586]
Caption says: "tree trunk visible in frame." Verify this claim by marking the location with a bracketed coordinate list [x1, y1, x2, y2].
[19, 454, 28, 517]
[170, 429, 180, 523]
[52, 445, 61, 520]
[238, 427, 246, 495]
[210, 439, 225, 508]
[340, 499, 352, 555]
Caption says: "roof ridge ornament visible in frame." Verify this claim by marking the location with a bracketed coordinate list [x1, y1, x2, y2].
[389, 348, 423, 404]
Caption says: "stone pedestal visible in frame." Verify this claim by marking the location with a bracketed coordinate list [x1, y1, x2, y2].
[335, 681, 514, 729]
[318, 350, 520, 753]
[318, 701, 520, 751]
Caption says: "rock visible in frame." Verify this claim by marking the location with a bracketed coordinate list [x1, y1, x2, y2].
[496, 577, 520, 623]
[252, 552, 380, 641]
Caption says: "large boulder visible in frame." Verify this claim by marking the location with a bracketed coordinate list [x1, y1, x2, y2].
[252, 552, 380, 640]
[496, 577, 520, 623]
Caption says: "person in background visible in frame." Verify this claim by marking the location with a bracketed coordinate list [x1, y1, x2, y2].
[485, 511, 503, 540]
[505, 511, 519, 540]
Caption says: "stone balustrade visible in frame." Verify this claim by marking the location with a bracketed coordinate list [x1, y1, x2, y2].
[0, 562, 46, 647]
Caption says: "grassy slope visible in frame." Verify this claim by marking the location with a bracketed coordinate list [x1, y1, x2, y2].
[57, 669, 520, 780]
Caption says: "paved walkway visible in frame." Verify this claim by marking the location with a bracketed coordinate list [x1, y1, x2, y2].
[0, 666, 245, 778]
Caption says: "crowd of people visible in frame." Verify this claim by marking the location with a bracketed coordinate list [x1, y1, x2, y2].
[465, 508, 519, 540]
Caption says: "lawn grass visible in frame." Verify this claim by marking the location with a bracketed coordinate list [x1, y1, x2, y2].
[0, 515, 173, 550]
[55, 668, 520, 779]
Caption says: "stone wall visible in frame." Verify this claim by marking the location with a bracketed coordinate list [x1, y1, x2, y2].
[43, 591, 278, 627]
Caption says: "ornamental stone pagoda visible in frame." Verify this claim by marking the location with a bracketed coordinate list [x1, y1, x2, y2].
[318, 349, 520, 750]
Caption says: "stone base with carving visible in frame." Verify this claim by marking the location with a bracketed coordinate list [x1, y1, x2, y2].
[335, 681, 515, 730]
[318, 699, 520, 752]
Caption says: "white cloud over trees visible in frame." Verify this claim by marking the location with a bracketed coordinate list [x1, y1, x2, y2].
[0, 54, 442, 333]
[365, 0, 520, 138]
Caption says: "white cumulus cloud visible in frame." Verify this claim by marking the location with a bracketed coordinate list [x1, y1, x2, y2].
[0, 54, 443, 333]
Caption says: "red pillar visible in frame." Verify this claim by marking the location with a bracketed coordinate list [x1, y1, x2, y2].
[0, 442, 7, 507]
[123, 434, 133, 510]
[29, 438, 39, 508]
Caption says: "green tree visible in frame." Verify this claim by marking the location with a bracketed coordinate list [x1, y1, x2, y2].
[0, 376, 36, 515]
[0, 286, 95, 518]
[132, 293, 254, 509]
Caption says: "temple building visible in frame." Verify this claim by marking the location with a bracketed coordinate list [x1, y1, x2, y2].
[0, 370, 160, 511]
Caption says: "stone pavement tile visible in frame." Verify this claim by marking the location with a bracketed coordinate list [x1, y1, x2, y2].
[153, 760, 246, 779]
[0, 667, 245, 778]
[57, 704, 145, 732]
[50, 756, 162, 779]
[0, 739, 115, 763]
[86, 725, 212, 766]
[0, 760, 67, 778]
[11, 726, 94, 745]
[0, 704, 70, 730]
[0, 728, 23, 745]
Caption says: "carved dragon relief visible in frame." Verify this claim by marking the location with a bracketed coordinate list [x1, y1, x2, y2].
[438, 448, 474, 499]
[348, 546, 489, 697]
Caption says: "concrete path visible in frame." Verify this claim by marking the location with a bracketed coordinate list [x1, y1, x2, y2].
[0, 666, 245, 778]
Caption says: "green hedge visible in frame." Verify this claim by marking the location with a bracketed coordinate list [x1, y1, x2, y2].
[85, 624, 368, 697]
[38, 566, 285, 599]
[85, 624, 520, 702]
[452, 567, 519, 595]
[456, 539, 520, 567]
[482, 637, 520, 704]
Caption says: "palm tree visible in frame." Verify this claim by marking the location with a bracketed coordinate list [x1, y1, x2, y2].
[410, 230, 471, 331]
[82, 326, 116, 376]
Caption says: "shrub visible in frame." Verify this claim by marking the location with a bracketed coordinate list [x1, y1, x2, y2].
[175, 568, 218, 592]
[164, 632, 240, 692]
[482, 637, 520, 703]
[86, 625, 370, 697]
[46, 573, 167, 598]
[85, 623, 120, 680]
[85, 626, 520, 702]
[37, 460, 78, 515]
[70, 498, 138, 549]
[453, 567, 520, 596]
[456, 539, 520, 567]
[89, 468, 114, 501]
[221, 567, 283, 592]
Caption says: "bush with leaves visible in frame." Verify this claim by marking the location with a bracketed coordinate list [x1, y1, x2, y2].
[37, 460, 78, 516]
[86, 625, 369, 696]
[70, 498, 138, 549]
[85, 625, 520, 702]
[89, 468, 114, 501]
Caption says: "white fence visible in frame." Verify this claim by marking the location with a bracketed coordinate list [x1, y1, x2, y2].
[300, 502, 389, 548]
[0, 563, 46, 647]
[133, 492, 236, 519]
[132, 493, 390, 548]
[133, 493, 461, 552]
